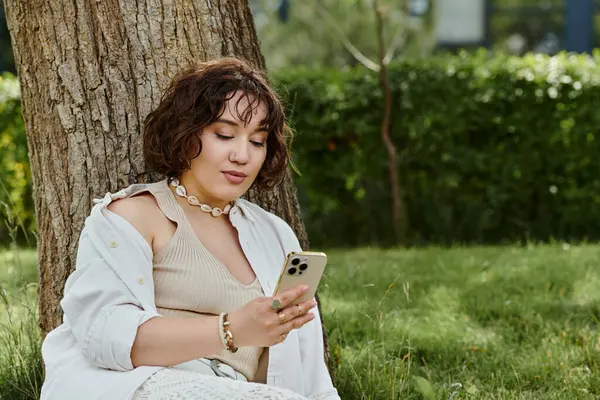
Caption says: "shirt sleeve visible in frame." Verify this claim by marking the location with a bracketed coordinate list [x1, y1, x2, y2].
[298, 303, 341, 400]
[269, 214, 341, 400]
[60, 228, 161, 371]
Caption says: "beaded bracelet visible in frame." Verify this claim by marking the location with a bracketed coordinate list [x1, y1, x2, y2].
[218, 312, 229, 350]
[218, 312, 238, 353]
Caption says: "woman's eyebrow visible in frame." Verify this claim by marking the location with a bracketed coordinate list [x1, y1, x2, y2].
[215, 118, 268, 133]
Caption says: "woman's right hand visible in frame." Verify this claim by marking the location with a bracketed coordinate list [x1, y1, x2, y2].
[228, 285, 318, 348]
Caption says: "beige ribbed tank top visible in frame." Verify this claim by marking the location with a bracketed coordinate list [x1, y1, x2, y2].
[142, 179, 265, 382]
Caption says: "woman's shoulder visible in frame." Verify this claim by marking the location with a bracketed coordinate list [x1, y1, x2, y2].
[106, 193, 157, 239]
[107, 193, 158, 221]
[105, 180, 163, 215]
[104, 181, 168, 246]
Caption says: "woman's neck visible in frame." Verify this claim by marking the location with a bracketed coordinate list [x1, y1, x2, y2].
[172, 175, 230, 211]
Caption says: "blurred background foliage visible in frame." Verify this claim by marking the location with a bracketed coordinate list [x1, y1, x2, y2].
[2, 51, 600, 247]
[251, 0, 436, 70]
[274, 50, 600, 246]
[0, 74, 33, 246]
[0, 3, 15, 74]
[2, 0, 600, 247]
[250, 0, 600, 71]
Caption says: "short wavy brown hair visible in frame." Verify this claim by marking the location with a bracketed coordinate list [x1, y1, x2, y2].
[143, 57, 291, 190]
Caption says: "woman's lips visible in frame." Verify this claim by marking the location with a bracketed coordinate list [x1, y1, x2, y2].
[223, 172, 246, 184]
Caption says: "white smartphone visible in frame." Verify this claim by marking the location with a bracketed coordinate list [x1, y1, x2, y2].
[273, 251, 328, 304]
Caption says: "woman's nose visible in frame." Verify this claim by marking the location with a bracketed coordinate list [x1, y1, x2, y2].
[230, 140, 250, 164]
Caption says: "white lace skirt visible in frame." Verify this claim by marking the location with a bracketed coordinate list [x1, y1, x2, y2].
[132, 368, 309, 400]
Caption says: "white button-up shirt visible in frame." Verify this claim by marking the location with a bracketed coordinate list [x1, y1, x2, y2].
[40, 182, 340, 400]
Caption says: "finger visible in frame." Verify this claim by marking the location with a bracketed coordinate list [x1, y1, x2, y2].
[280, 298, 317, 321]
[298, 298, 318, 313]
[278, 311, 316, 335]
[273, 332, 288, 346]
[274, 298, 317, 327]
[275, 310, 287, 326]
[271, 284, 309, 310]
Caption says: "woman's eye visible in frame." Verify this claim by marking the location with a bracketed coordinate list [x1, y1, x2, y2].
[251, 141, 265, 148]
[216, 133, 233, 140]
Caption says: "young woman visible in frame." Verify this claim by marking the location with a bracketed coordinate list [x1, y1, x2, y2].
[40, 58, 339, 400]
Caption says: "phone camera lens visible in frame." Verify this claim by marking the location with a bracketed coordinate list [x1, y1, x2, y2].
[291, 258, 300, 266]
[299, 263, 308, 271]
[288, 267, 297, 275]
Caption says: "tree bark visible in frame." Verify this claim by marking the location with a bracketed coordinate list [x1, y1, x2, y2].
[3, 0, 331, 372]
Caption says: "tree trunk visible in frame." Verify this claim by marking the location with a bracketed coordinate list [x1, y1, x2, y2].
[373, 0, 408, 244]
[3, 0, 332, 372]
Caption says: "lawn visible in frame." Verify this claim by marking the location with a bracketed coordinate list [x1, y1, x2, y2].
[1, 244, 599, 399]
[0, 248, 41, 400]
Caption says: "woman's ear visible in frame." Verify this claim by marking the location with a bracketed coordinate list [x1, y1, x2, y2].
[187, 132, 203, 162]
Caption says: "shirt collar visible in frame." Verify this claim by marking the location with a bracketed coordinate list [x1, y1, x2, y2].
[232, 198, 256, 223]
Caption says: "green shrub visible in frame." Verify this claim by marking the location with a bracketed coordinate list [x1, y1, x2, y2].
[273, 50, 600, 246]
[4, 51, 600, 247]
[0, 73, 34, 246]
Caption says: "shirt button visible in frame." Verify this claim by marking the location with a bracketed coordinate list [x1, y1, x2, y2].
[109, 240, 118, 248]
[137, 277, 144, 285]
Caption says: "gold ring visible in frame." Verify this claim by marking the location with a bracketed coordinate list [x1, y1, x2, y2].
[278, 311, 286, 325]
[296, 304, 303, 314]
[281, 333, 287, 342]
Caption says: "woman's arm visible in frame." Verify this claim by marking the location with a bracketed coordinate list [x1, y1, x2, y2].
[131, 315, 222, 367]
[132, 285, 315, 367]
[106, 197, 229, 367]
[66, 195, 313, 370]
[106, 197, 223, 367]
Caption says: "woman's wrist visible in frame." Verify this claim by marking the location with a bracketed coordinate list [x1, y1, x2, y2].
[218, 312, 239, 352]
[226, 309, 246, 348]
[217, 313, 229, 350]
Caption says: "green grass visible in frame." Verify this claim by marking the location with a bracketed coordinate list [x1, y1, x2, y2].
[1, 244, 600, 399]
[0, 247, 42, 400]
[321, 244, 600, 399]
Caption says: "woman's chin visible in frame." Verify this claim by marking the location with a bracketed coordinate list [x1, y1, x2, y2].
[214, 188, 247, 203]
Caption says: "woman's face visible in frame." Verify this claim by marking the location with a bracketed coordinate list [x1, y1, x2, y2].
[181, 91, 268, 206]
